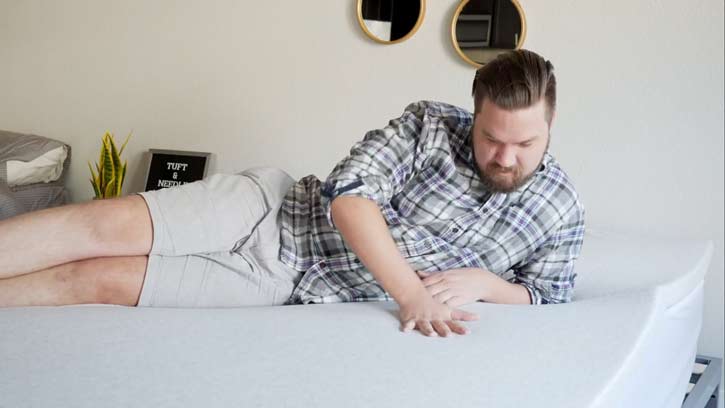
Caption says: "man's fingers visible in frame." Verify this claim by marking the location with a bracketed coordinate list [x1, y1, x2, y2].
[446, 320, 469, 335]
[451, 309, 479, 321]
[429, 285, 451, 298]
[401, 319, 415, 332]
[417, 320, 437, 337]
[421, 275, 445, 288]
[431, 320, 451, 337]
[446, 296, 467, 308]
[416, 270, 432, 278]
[433, 290, 456, 304]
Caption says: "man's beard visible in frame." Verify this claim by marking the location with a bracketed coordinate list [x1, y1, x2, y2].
[476, 155, 545, 193]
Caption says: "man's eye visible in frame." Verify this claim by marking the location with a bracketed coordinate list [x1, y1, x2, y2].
[520, 142, 532, 148]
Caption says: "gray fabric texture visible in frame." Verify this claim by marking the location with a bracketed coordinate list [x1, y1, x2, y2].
[2, 131, 72, 188]
[0, 182, 25, 220]
[10, 185, 68, 213]
[0, 130, 71, 218]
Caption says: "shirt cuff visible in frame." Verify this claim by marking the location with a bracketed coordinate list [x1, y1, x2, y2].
[517, 281, 545, 305]
[320, 179, 382, 229]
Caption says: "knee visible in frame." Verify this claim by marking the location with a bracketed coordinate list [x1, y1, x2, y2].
[54, 258, 145, 306]
[53, 261, 104, 304]
[94, 258, 147, 306]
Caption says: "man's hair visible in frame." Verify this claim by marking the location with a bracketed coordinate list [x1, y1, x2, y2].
[472, 49, 556, 123]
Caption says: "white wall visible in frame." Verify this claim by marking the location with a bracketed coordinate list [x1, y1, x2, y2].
[1, 0, 722, 362]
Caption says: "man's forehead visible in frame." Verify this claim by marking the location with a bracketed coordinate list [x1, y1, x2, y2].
[474, 101, 549, 139]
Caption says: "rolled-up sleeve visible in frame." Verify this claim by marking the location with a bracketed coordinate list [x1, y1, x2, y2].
[511, 201, 586, 304]
[320, 102, 427, 228]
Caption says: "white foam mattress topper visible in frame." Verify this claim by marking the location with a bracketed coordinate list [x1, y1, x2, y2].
[0, 232, 714, 408]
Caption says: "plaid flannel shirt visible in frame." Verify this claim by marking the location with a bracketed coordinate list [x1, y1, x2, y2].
[280, 101, 585, 305]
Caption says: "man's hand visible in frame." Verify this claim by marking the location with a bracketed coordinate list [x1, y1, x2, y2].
[398, 289, 479, 337]
[416, 268, 493, 307]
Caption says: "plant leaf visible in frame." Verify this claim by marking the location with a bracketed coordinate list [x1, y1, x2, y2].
[116, 161, 127, 196]
[90, 178, 101, 198]
[99, 133, 110, 177]
[88, 161, 101, 198]
[119, 132, 131, 157]
[103, 176, 116, 198]
[87, 161, 97, 180]
[108, 133, 123, 189]
[101, 136, 115, 194]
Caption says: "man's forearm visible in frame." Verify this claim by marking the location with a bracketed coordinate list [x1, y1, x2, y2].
[330, 196, 426, 305]
[479, 270, 532, 305]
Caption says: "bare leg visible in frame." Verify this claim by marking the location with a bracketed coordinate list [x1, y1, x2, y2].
[0, 195, 152, 279]
[0, 256, 148, 307]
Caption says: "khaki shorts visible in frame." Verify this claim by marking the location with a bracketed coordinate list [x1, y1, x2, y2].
[136, 167, 302, 308]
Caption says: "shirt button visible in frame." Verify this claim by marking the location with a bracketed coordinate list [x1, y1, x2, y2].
[319, 261, 327, 267]
[452, 228, 460, 233]
[354, 259, 360, 264]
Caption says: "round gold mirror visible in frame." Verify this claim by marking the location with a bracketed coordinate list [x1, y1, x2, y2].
[357, 0, 426, 44]
[451, 0, 527, 67]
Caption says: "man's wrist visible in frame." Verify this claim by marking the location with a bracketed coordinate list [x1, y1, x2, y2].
[396, 284, 429, 307]
[478, 270, 532, 305]
[476, 268, 497, 301]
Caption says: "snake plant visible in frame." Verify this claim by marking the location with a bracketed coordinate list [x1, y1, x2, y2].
[88, 131, 131, 199]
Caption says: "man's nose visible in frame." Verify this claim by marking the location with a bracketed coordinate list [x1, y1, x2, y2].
[494, 145, 517, 168]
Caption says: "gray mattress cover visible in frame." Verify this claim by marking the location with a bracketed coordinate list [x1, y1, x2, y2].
[0, 233, 714, 408]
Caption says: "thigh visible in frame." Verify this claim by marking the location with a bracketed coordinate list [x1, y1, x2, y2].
[138, 251, 296, 308]
[137, 173, 268, 257]
[89, 195, 154, 257]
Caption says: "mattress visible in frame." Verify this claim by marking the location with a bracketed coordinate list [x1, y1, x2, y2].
[0, 231, 714, 408]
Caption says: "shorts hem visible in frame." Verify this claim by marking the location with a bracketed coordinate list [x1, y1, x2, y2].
[136, 191, 167, 256]
[136, 255, 161, 307]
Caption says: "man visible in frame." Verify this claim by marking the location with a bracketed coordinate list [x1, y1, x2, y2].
[0, 49, 584, 338]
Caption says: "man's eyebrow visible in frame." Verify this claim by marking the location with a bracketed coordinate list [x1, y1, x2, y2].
[517, 136, 539, 144]
[481, 129, 498, 140]
[481, 129, 538, 144]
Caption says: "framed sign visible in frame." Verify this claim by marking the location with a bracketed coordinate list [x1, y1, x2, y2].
[143, 149, 211, 192]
